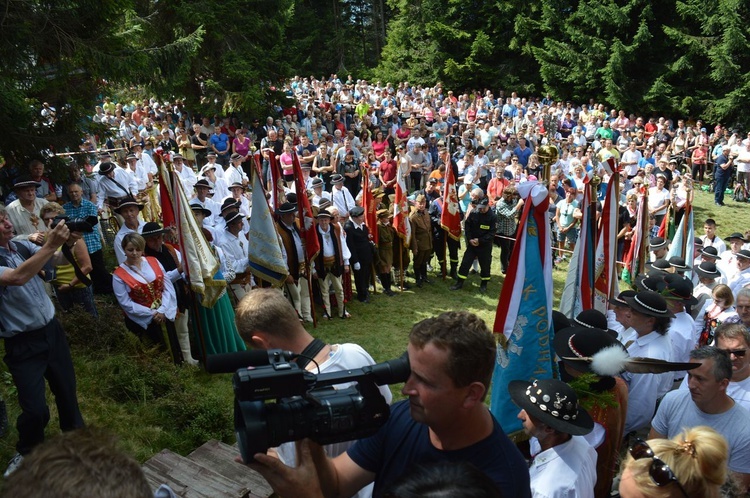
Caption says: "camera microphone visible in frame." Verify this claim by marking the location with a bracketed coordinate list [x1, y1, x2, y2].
[205, 349, 295, 374]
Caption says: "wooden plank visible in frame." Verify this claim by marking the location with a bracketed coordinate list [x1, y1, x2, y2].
[142, 449, 254, 498]
[188, 440, 273, 498]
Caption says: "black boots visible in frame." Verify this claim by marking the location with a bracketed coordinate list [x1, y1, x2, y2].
[450, 279, 464, 291]
[380, 273, 395, 296]
[479, 281, 488, 294]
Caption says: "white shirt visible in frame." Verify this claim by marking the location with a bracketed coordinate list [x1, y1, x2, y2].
[621, 330, 673, 434]
[114, 221, 145, 265]
[113, 258, 177, 328]
[668, 311, 696, 381]
[728, 266, 750, 298]
[217, 231, 249, 275]
[703, 236, 728, 255]
[137, 152, 158, 176]
[680, 374, 750, 412]
[224, 164, 248, 187]
[331, 186, 355, 218]
[311, 190, 332, 207]
[6, 198, 49, 238]
[97, 169, 138, 209]
[174, 165, 197, 193]
[528, 436, 597, 498]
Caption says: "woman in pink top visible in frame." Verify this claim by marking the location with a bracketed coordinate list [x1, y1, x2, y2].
[232, 129, 252, 162]
[279, 142, 294, 182]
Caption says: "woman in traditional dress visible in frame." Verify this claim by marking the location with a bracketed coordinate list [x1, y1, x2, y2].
[113, 233, 183, 364]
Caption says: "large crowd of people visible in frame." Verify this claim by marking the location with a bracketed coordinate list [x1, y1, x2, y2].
[1, 75, 750, 496]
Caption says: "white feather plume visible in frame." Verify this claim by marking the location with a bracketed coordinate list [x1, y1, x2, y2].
[590, 345, 630, 377]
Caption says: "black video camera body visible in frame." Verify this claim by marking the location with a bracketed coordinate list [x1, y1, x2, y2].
[231, 350, 410, 463]
[51, 215, 98, 233]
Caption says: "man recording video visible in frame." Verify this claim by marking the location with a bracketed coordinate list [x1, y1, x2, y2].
[0, 206, 85, 477]
[245, 310, 531, 498]
[235, 288, 393, 498]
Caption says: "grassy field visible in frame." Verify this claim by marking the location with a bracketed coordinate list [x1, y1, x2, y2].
[0, 186, 748, 467]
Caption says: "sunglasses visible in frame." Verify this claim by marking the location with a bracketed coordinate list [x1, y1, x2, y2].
[722, 348, 747, 357]
[629, 439, 689, 498]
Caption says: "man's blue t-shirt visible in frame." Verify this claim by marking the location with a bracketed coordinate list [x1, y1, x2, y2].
[210, 133, 229, 154]
[347, 400, 531, 497]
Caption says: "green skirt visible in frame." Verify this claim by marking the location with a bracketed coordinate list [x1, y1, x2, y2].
[190, 289, 247, 356]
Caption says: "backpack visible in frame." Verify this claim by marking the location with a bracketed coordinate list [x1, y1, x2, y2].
[733, 183, 747, 202]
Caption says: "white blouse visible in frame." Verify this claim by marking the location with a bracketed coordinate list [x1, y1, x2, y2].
[113, 258, 177, 329]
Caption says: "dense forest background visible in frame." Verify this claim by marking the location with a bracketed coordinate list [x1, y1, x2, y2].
[1, 0, 749, 163]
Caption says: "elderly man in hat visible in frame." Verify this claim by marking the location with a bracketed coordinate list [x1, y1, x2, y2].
[96, 161, 138, 218]
[172, 153, 197, 193]
[227, 182, 251, 219]
[620, 291, 675, 435]
[141, 222, 199, 366]
[728, 249, 750, 298]
[345, 206, 374, 303]
[409, 194, 433, 287]
[190, 179, 220, 227]
[113, 197, 145, 265]
[276, 202, 313, 321]
[313, 209, 350, 319]
[225, 153, 248, 188]
[554, 326, 630, 498]
[331, 174, 356, 224]
[310, 177, 331, 207]
[217, 210, 252, 302]
[199, 162, 229, 200]
[510, 378, 597, 497]
[5, 177, 50, 243]
[450, 195, 496, 294]
[719, 232, 747, 279]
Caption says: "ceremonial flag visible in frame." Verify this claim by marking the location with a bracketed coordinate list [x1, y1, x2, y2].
[291, 152, 320, 262]
[267, 151, 282, 213]
[159, 161, 225, 308]
[158, 164, 176, 229]
[247, 168, 289, 287]
[559, 172, 596, 317]
[490, 181, 556, 435]
[440, 156, 462, 240]
[361, 168, 379, 244]
[657, 205, 675, 240]
[393, 164, 411, 244]
[592, 160, 619, 312]
[622, 187, 649, 285]
[666, 202, 694, 279]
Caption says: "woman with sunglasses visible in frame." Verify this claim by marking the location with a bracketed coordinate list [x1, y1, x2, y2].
[619, 426, 728, 498]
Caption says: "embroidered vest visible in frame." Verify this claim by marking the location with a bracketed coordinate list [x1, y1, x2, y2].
[114, 257, 165, 309]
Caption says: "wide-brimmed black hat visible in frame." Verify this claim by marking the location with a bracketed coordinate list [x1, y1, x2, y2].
[554, 326, 628, 376]
[194, 179, 211, 190]
[664, 274, 698, 305]
[141, 222, 168, 238]
[277, 202, 297, 215]
[223, 211, 243, 227]
[552, 310, 571, 335]
[509, 379, 594, 436]
[623, 291, 675, 318]
[649, 237, 668, 250]
[207, 151, 217, 158]
[315, 210, 332, 219]
[318, 198, 332, 209]
[736, 249, 750, 260]
[229, 182, 245, 191]
[645, 258, 671, 273]
[311, 177, 324, 188]
[726, 232, 749, 243]
[694, 261, 721, 279]
[113, 196, 144, 213]
[571, 309, 618, 338]
[220, 199, 240, 214]
[636, 274, 667, 293]
[126, 153, 137, 161]
[668, 256, 691, 272]
[189, 203, 212, 217]
[331, 174, 345, 185]
[98, 162, 116, 175]
[608, 289, 636, 308]
[699, 246, 721, 260]
[230, 153, 243, 161]
[13, 176, 41, 190]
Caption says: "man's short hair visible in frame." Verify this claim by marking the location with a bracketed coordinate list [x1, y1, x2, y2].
[409, 311, 496, 391]
[736, 287, 750, 302]
[689, 346, 733, 382]
[3, 428, 152, 498]
[714, 323, 750, 349]
[235, 288, 300, 343]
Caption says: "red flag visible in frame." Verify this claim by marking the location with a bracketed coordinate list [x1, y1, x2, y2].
[292, 151, 320, 262]
[393, 168, 411, 244]
[361, 167, 379, 244]
[267, 151, 282, 212]
[158, 166, 176, 233]
[440, 155, 462, 240]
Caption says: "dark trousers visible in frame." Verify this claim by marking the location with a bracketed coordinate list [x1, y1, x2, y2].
[3, 318, 84, 455]
[89, 249, 113, 294]
[353, 258, 373, 302]
[457, 242, 492, 281]
[495, 234, 516, 273]
[715, 173, 730, 205]
[124, 316, 184, 365]
[55, 285, 98, 318]
[434, 232, 460, 268]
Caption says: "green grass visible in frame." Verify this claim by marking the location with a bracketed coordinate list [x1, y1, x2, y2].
[0, 186, 747, 467]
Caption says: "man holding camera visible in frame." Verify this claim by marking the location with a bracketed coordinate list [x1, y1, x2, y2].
[0, 206, 85, 477]
[245, 311, 530, 498]
[235, 288, 392, 498]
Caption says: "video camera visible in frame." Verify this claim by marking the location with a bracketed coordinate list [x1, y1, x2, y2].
[51, 215, 98, 233]
[207, 349, 410, 463]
